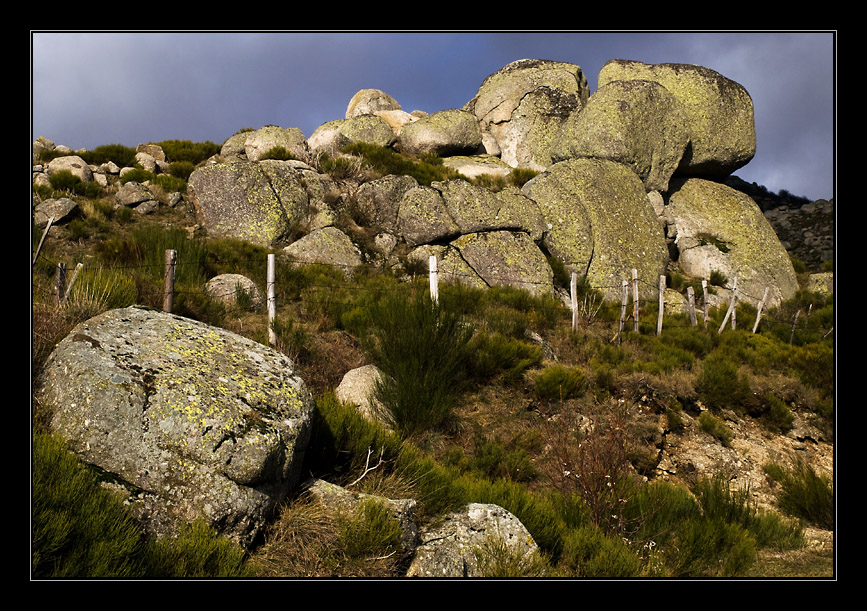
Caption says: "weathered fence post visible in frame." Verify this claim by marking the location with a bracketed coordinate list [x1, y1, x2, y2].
[656, 275, 666, 336]
[162, 249, 177, 313]
[632, 269, 640, 332]
[570, 272, 578, 332]
[429, 255, 439, 304]
[687, 286, 697, 327]
[62, 262, 84, 305]
[752, 287, 770, 333]
[618, 279, 629, 340]
[52, 262, 66, 306]
[702, 280, 709, 328]
[267, 253, 276, 347]
[33, 216, 55, 267]
[789, 309, 801, 344]
[718, 276, 738, 333]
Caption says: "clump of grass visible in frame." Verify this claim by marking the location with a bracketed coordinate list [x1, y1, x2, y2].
[340, 142, 464, 186]
[533, 364, 586, 401]
[48, 169, 103, 198]
[467, 332, 543, 385]
[32, 431, 147, 577]
[764, 455, 834, 529]
[144, 520, 252, 578]
[260, 146, 295, 161]
[471, 534, 551, 577]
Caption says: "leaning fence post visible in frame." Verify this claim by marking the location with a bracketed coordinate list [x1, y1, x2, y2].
[33, 216, 55, 267]
[62, 262, 84, 304]
[162, 249, 177, 313]
[632, 269, 640, 332]
[656, 275, 666, 336]
[752, 287, 770, 333]
[52, 262, 66, 306]
[718, 276, 738, 333]
[267, 254, 276, 347]
[429, 255, 439, 304]
[687, 286, 697, 327]
[570, 272, 578, 332]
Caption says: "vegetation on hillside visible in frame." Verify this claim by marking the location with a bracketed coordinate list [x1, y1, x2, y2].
[31, 140, 834, 579]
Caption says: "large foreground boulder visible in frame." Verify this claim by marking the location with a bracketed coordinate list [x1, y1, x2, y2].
[35, 306, 314, 549]
[598, 60, 756, 178]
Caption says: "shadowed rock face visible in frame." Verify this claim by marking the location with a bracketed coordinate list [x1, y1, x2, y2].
[36, 306, 314, 549]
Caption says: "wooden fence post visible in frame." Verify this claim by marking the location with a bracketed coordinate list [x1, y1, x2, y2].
[162, 249, 177, 313]
[52, 262, 66, 306]
[429, 255, 439, 304]
[702, 280, 709, 328]
[656, 275, 666, 336]
[789, 309, 801, 344]
[632, 269, 639, 332]
[62, 262, 84, 304]
[33, 216, 55, 267]
[267, 254, 276, 347]
[718, 276, 738, 333]
[752, 287, 769, 333]
[570, 272, 578, 332]
[687, 286, 697, 327]
[618, 279, 629, 340]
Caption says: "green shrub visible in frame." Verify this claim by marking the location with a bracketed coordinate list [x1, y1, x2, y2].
[764, 456, 834, 529]
[154, 139, 221, 164]
[151, 173, 188, 193]
[559, 526, 642, 577]
[32, 431, 147, 577]
[366, 293, 474, 436]
[260, 146, 294, 161]
[144, 520, 252, 578]
[341, 142, 463, 186]
[119, 168, 155, 184]
[81, 144, 138, 167]
[696, 352, 752, 412]
[167, 160, 196, 180]
[467, 332, 542, 385]
[698, 411, 733, 447]
[533, 364, 586, 401]
[47, 169, 103, 197]
[335, 499, 403, 560]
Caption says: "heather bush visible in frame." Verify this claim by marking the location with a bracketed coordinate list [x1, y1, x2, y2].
[366, 293, 474, 435]
[764, 455, 834, 529]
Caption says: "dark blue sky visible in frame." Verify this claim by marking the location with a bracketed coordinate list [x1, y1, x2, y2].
[31, 31, 835, 201]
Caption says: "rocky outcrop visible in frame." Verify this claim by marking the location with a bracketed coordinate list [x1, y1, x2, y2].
[35, 306, 314, 549]
[666, 177, 799, 307]
[33, 197, 79, 226]
[464, 59, 590, 170]
[598, 59, 756, 178]
[524, 158, 669, 299]
[308, 115, 397, 153]
[47, 155, 94, 183]
[552, 79, 690, 193]
[187, 159, 310, 247]
[335, 364, 389, 427]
